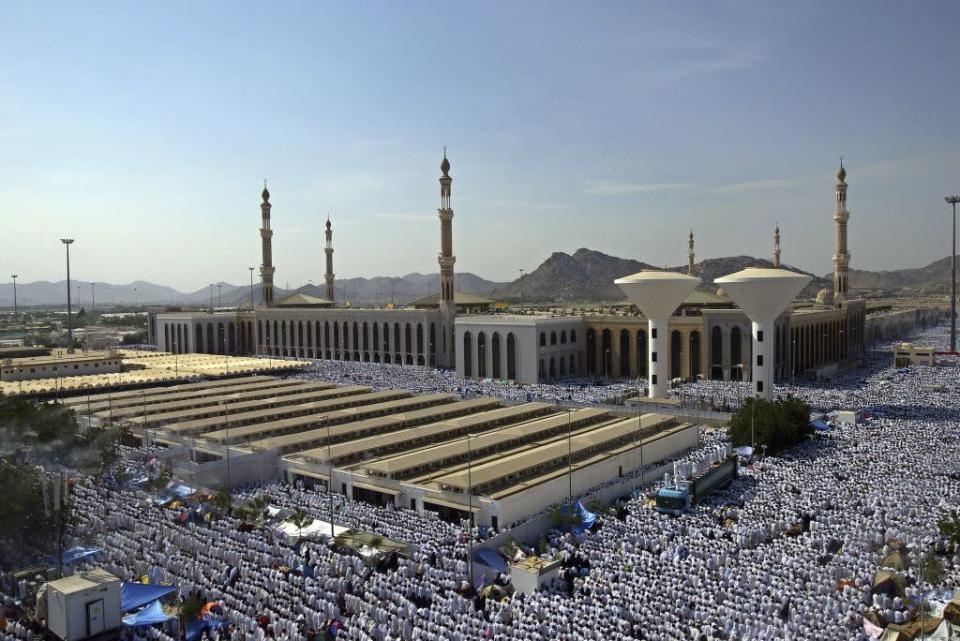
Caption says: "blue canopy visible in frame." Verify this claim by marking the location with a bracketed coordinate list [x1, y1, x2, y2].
[54, 546, 102, 566]
[186, 617, 227, 641]
[121, 582, 178, 613]
[810, 420, 830, 432]
[122, 600, 175, 628]
[558, 501, 597, 534]
[474, 548, 508, 573]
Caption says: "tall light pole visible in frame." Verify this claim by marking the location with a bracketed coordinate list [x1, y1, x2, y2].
[518, 268, 525, 305]
[946, 195, 959, 353]
[61, 239, 75, 352]
[10, 274, 17, 318]
[465, 431, 475, 586]
[248, 267, 255, 309]
[217, 283, 222, 310]
[325, 416, 335, 539]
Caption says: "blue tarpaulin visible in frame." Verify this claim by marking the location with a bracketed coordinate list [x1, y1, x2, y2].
[122, 600, 175, 627]
[54, 546, 102, 566]
[474, 548, 508, 573]
[811, 420, 830, 432]
[186, 618, 227, 641]
[557, 501, 598, 534]
[121, 582, 177, 613]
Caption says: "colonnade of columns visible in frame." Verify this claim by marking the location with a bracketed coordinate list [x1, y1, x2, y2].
[462, 331, 518, 381]
[256, 317, 437, 366]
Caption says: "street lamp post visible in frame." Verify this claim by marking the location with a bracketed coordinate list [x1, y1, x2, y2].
[61, 239, 75, 352]
[465, 431, 475, 586]
[946, 195, 959, 353]
[567, 409, 574, 509]
[518, 268, 525, 305]
[10, 274, 17, 318]
[221, 402, 231, 489]
[325, 416, 335, 539]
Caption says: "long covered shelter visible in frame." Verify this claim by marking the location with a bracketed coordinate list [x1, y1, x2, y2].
[102, 380, 336, 420]
[125, 385, 374, 430]
[251, 397, 502, 455]
[156, 388, 408, 437]
[298, 402, 557, 466]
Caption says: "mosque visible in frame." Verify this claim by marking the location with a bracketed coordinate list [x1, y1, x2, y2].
[153, 155, 866, 387]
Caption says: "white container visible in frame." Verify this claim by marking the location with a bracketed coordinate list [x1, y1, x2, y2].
[45, 568, 122, 641]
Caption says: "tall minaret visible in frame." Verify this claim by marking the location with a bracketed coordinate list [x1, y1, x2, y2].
[687, 229, 696, 276]
[438, 149, 456, 367]
[259, 182, 275, 307]
[773, 224, 781, 267]
[324, 216, 335, 302]
[832, 160, 850, 304]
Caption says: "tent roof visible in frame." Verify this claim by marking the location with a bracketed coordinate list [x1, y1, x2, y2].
[121, 582, 178, 613]
[122, 600, 175, 627]
[474, 548, 508, 573]
[406, 291, 495, 307]
[276, 293, 334, 307]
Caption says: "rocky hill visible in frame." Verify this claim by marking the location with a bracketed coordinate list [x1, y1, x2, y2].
[492, 248, 830, 302]
[841, 256, 953, 295]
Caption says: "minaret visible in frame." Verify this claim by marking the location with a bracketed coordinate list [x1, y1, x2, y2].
[438, 149, 456, 367]
[325, 216, 335, 302]
[687, 229, 696, 276]
[259, 182, 275, 307]
[773, 224, 781, 268]
[832, 160, 850, 304]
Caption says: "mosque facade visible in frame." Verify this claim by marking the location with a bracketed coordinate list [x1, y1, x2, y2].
[154, 159, 866, 385]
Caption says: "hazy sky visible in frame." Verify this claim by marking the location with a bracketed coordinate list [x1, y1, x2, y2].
[1, 1, 958, 291]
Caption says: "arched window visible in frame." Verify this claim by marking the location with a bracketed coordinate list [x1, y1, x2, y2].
[506, 333, 516, 380]
[560, 331, 567, 344]
[539, 332, 546, 347]
[690, 331, 701, 380]
[586, 329, 597, 375]
[492, 333, 501, 379]
[477, 332, 487, 378]
[463, 332, 473, 378]
[550, 331, 557, 345]
[667, 330, 682, 379]
[619, 329, 630, 378]
[416, 323, 424, 355]
[570, 330, 577, 344]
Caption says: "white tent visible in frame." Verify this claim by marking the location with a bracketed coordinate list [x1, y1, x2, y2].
[272, 518, 350, 544]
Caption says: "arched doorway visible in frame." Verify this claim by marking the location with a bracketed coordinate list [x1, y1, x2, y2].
[463, 332, 472, 377]
[477, 332, 487, 378]
[491, 333, 501, 379]
[670, 330, 682, 380]
[506, 333, 516, 380]
[689, 331, 701, 380]
[586, 329, 597, 376]
[619, 329, 630, 378]
[731, 327, 742, 380]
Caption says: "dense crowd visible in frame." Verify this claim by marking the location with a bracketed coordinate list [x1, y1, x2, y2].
[289, 359, 645, 406]
[8, 323, 959, 641]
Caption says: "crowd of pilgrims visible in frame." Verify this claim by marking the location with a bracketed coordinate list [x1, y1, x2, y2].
[288, 359, 644, 406]
[13, 324, 960, 641]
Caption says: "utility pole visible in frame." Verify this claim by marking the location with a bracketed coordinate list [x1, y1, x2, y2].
[946, 196, 959, 353]
[466, 431, 474, 586]
[325, 416, 335, 539]
[10, 274, 17, 318]
[61, 239, 75, 352]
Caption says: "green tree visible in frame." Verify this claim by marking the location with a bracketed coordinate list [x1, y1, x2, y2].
[289, 508, 312, 540]
[938, 510, 960, 550]
[919, 553, 945, 586]
[727, 397, 812, 455]
[211, 487, 232, 517]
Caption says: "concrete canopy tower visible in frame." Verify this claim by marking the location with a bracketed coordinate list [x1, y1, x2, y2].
[614, 270, 699, 398]
[714, 268, 811, 400]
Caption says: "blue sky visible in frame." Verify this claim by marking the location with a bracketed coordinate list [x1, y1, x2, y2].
[1, 1, 958, 290]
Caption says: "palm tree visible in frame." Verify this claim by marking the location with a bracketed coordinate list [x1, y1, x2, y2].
[289, 508, 312, 541]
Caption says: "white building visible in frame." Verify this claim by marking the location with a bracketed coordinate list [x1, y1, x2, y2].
[454, 315, 582, 384]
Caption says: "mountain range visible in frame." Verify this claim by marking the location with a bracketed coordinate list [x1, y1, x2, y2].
[0, 251, 952, 308]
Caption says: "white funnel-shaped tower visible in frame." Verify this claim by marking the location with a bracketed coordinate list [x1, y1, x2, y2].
[615, 270, 699, 398]
[714, 268, 811, 400]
